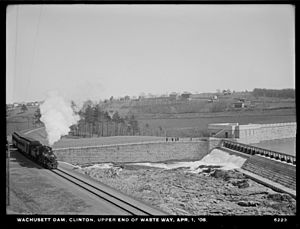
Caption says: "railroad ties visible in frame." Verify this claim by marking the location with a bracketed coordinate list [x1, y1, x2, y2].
[221, 140, 296, 165]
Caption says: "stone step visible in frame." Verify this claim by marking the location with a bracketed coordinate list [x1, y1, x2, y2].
[243, 162, 295, 182]
[242, 161, 296, 190]
[242, 157, 296, 178]
[243, 162, 295, 181]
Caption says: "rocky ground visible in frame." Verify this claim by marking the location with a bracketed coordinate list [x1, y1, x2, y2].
[74, 163, 296, 215]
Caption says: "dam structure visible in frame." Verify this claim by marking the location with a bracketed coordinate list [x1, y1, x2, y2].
[207, 122, 296, 197]
[219, 139, 296, 197]
[52, 122, 296, 198]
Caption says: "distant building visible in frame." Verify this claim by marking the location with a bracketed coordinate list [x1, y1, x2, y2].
[223, 90, 232, 95]
[232, 102, 245, 108]
[181, 92, 192, 99]
[13, 103, 21, 108]
[189, 93, 218, 101]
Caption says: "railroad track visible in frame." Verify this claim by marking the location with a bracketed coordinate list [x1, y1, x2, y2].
[51, 167, 166, 216]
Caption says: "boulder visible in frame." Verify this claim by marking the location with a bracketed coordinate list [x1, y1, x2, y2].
[267, 193, 294, 202]
[237, 201, 260, 207]
[231, 179, 250, 189]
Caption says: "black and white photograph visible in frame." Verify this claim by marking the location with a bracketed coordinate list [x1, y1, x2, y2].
[5, 3, 296, 221]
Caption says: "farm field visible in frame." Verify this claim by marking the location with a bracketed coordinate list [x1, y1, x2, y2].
[7, 101, 296, 140]
[138, 108, 296, 137]
[14, 107, 296, 145]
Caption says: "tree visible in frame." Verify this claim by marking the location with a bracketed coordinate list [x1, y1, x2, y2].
[144, 123, 150, 135]
[71, 100, 79, 114]
[119, 117, 125, 135]
[34, 108, 42, 125]
[129, 114, 139, 135]
[252, 88, 295, 99]
[89, 104, 106, 137]
[158, 125, 163, 136]
[84, 105, 94, 137]
[112, 111, 121, 135]
[104, 111, 111, 136]
[21, 104, 28, 113]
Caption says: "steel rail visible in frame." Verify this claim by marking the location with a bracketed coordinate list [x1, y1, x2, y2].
[50, 168, 160, 216]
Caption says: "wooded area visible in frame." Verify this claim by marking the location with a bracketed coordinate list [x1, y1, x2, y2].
[252, 88, 295, 99]
[69, 104, 140, 137]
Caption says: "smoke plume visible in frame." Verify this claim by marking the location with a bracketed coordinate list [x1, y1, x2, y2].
[40, 91, 80, 146]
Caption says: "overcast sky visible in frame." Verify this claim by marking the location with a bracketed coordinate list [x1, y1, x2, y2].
[6, 4, 295, 104]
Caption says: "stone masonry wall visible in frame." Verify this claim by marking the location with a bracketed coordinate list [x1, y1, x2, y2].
[238, 122, 296, 144]
[258, 122, 296, 141]
[53, 140, 210, 165]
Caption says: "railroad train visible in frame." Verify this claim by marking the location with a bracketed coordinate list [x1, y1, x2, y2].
[12, 132, 58, 169]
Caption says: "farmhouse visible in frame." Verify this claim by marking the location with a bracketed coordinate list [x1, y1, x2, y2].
[13, 103, 21, 108]
[232, 102, 245, 108]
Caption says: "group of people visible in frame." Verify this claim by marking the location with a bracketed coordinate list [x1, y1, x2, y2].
[166, 137, 180, 142]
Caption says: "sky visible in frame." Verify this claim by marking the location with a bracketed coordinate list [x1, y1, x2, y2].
[6, 4, 295, 104]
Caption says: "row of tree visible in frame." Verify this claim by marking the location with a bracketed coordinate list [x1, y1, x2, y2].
[70, 104, 140, 137]
[33, 103, 168, 137]
[252, 88, 295, 99]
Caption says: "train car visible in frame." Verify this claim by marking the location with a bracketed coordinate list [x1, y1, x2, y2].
[12, 132, 58, 169]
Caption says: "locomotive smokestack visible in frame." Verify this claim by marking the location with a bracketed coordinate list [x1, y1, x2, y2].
[40, 91, 79, 146]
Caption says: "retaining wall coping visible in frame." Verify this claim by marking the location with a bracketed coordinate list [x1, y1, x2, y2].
[53, 139, 207, 151]
[221, 139, 296, 161]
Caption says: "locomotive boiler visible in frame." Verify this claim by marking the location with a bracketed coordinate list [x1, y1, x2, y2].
[12, 132, 58, 169]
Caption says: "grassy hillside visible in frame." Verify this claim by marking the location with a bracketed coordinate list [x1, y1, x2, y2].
[6, 106, 41, 135]
[100, 93, 295, 137]
[7, 92, 296, 139]
[101, 93, 295, 118]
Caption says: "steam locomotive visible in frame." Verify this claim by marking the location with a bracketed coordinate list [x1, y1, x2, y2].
[12, 132, 58, 169]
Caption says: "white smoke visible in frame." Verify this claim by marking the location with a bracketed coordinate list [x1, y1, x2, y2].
[40, 91, 80, 146]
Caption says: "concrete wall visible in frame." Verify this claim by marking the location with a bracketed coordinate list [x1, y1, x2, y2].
[238, 122, 296, 144]
[53, 140, 211, 165]
[209, 122, 296, 144]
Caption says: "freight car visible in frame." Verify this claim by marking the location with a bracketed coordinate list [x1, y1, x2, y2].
[12, 132, 58, 169]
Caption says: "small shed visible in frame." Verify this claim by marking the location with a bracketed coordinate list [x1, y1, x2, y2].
[233, 102, 245, 108]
